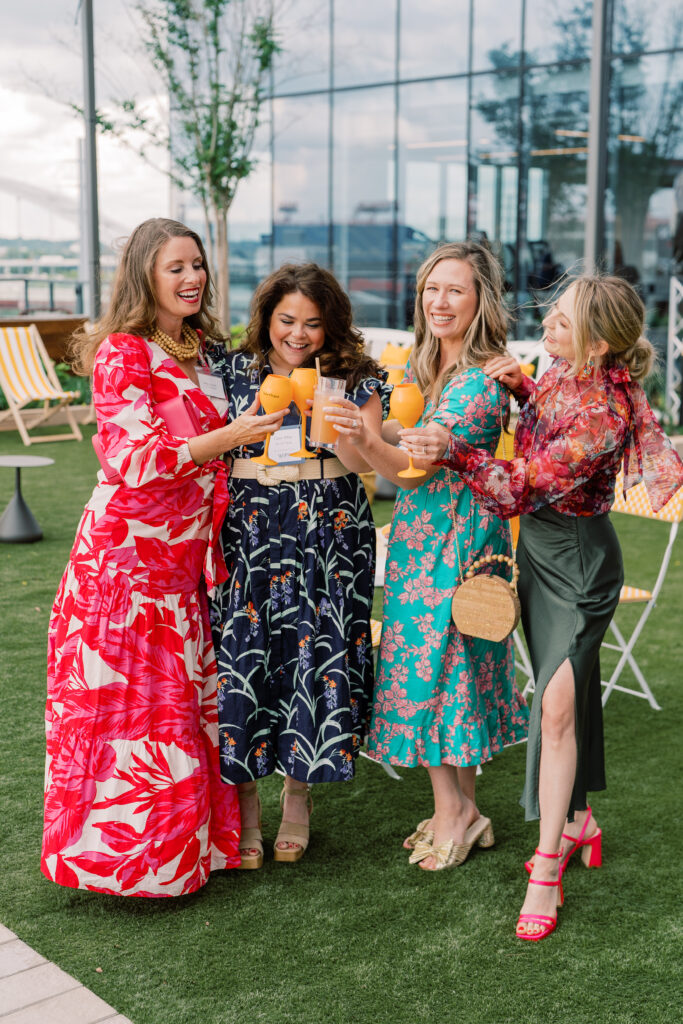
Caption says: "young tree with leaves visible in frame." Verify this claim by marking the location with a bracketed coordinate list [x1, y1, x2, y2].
[111, 0, 279, 330]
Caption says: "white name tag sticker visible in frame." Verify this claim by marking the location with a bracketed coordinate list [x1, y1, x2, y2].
[196, 368, 228, 415]
[268, 424, 305, 465]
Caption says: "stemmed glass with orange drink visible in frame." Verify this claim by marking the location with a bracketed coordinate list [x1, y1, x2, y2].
[251, 374, 293, 466]
[390, 382, 426, 478]
[289, 368, 318, 459]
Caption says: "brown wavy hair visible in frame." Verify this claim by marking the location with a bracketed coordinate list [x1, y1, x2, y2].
[69, 217, 223, 376]
[411, 241, 509, 411]
[241, 263, 383, 389]
[565, 274, 655, 381]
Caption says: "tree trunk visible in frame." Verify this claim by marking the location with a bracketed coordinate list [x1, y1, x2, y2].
[214, 206, 230, 334]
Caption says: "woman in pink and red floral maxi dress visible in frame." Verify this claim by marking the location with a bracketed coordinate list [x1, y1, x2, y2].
[41, 219, 284, 896]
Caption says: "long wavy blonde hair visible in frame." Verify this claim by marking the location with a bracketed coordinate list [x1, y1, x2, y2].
[69, 218, 223, 376]
[411, 241, 509, 411]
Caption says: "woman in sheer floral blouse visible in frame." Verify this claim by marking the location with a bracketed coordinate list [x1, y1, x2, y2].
[401, 275, 683, 940]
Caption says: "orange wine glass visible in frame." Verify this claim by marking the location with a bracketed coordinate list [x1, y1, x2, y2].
[390, 382, 426, 478]
[251, 374, 293, 466]
[289, 367, 318, 458]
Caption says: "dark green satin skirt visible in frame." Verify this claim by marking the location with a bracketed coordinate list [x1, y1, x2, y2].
[517, 506, 624, 821]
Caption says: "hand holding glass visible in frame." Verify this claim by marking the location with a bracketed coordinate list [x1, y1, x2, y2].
[309, 377, 346, 450]
[289, 368, 319, 458]
[391, 383, 426, 478]
[251, 374, 293, 466]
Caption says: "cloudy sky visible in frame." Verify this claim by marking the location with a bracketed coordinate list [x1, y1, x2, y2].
[0, 1, 176, 245]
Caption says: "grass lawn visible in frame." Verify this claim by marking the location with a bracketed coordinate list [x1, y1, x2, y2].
[1, 426, 681, 1024]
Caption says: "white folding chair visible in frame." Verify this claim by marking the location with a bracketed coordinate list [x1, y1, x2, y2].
[0, 324, 83, 446]
[601, 471, 683, 710]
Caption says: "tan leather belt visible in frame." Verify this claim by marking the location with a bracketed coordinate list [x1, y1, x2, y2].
[228, 456, 349, 485]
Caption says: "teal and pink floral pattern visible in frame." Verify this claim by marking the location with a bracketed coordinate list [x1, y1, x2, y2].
[367, 367, 529, 767]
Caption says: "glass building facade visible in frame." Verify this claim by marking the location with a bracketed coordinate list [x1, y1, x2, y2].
[223, 0, 683, 345]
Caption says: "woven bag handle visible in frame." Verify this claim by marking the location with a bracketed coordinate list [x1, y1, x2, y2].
[464, 552, 520, 592]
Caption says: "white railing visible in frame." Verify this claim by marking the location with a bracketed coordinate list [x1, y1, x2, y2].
[667, 276, 683, 426]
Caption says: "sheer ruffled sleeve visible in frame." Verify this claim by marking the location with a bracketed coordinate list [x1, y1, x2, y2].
[619, 376, 683, 511]
[440, 399, 629, 519]
[94, 334, 201, 489]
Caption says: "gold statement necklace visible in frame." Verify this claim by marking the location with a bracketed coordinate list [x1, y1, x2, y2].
[151, 322, 201, 361]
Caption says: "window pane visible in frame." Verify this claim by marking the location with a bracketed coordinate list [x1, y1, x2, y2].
[400, 0, 469, 80]
[272, 0, 330, 95]
[227, 122, 272, 324]
[606, 52, 683, 348]
[333, 0, 396, 88]
[469, 71, 521, 298]
[472, 0, 522, 72]
[524, 0, 593, 66]
[521, 63, 590, 321]
[271, 96, 330, 268]
[613, 0, 683, 56]
[332, 87, 397, 326]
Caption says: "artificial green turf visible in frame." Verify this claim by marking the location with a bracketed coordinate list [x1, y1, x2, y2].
[1, 427, 681, 1024]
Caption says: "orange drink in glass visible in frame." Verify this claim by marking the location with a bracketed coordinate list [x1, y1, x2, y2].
[390, 382, 426, 478]
[251, 374, 293, 466]
[289, 367, 319, 458]
[309, 377, 345, 450]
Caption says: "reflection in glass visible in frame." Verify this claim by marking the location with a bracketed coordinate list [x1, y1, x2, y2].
[470, 71, 521, 298]
[333, 0, 396, 88]
[227, 121, 272, 324]
[521, 63, 590, 320]
[471, 0, 522, 72]
[272, 0, 330, 95]
[398, 79, 468, 242]
[606, 53, 683, 344]
[271, 96, 331, 269]
[400, 0, 468, 80]
[524, 0, 593, 66]
[332, 87, 397, 327]
[613, 0, 683, 56]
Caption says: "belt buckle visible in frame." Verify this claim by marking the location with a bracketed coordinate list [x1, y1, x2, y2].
[255, 463, 301, 486]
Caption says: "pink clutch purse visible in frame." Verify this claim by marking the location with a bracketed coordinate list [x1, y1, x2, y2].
[92, 394, 203, 484]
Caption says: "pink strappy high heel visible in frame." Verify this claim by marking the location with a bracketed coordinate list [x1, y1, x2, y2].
[525, 807, 602, 876]
[516, 849, 564, 942]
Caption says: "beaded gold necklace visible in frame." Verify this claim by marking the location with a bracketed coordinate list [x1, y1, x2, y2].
[151, 322, 200, 361]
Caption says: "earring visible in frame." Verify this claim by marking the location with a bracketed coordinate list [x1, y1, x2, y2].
[579, 356, 595, 380]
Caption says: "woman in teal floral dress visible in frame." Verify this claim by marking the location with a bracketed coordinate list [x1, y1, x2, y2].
[327, 242, 529, 871]
[207, 264, 388, 868]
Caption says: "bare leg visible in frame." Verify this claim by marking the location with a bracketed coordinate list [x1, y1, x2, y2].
[275, 775, 311, 853]
[518, 659, 576, 936]
[419, 764, 478, 872]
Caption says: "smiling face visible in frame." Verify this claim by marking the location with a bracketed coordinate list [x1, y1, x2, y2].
[268, 291, 325, 373]
[152, 236, 207, 335]
[421, 258, 478, 350]
[542, 285, 577, 363]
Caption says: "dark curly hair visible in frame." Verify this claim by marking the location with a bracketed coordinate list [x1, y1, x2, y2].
[241, 263, 383, 389]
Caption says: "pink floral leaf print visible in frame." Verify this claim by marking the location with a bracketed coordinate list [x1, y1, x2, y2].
[161, 834, 201, 887]
[43, 733, 117, 854]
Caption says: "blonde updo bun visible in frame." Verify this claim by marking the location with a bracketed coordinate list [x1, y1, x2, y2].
[568, 274, 656, 381]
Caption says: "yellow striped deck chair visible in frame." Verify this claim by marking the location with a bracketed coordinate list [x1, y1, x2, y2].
[600, 469, 683, 710]
[0, 324, 83, 446]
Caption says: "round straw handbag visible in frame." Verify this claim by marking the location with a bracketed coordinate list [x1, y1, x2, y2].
[447, 386, 520, 643]
[450, 553, 521, 643]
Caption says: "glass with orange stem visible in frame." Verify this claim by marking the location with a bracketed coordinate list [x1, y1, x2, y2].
[289, 367, 318, 458]
[250, 374, 293, 466]
[390, 382, 426, 478]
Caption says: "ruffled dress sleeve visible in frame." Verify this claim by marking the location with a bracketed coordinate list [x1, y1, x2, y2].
[94, 333, 203, 489]
[348, 371, 392, 420]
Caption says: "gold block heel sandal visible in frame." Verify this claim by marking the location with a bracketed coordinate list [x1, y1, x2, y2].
[273, 782, 313, 863]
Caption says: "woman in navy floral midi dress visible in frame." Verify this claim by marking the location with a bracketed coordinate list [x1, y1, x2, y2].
[208, 264, 389, 866]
